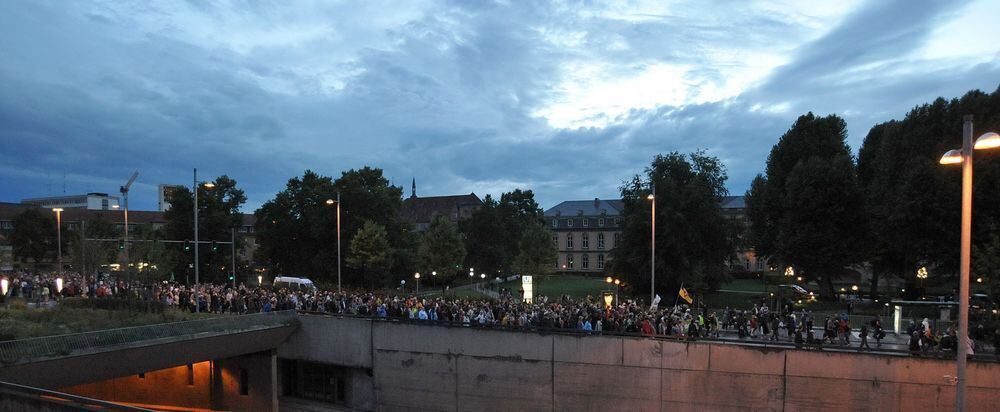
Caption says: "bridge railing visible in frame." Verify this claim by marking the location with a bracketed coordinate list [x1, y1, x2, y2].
[298, 311, 999, 363]
[0, 380, 156, 411]
[0, 310, 298, 365]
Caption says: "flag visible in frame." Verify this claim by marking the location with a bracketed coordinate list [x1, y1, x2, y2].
[650, 294, 661, 310]
[678, 287, 693, 305]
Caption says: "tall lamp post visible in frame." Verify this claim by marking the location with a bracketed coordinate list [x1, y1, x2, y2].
[193, 168, 215, 313]
[52, 208, 63, 273]
[646, 193, 656, 304]
[325, 194, 342, 293]
[938, 115, 999, 412]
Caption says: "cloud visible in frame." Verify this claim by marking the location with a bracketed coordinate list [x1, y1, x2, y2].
[0, 0, 998, 213]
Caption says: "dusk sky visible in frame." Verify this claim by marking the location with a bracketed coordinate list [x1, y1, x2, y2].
[2, 0, 999, 211]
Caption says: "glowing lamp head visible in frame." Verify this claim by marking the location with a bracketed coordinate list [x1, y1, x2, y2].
[614, 279, 621, 286]
[939, 149, 963, 165]
[974, 132, 1000, 150]
[203, 182, 216, 188]
[414, 272, 420, 279]
[325, 199, 335, 205]
[52, 208, 64, 213]
[646, 194, 655, 200]
[606, 277, 613, 284]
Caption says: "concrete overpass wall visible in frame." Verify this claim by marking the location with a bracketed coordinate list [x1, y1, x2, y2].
[282, 315, 1000, 411]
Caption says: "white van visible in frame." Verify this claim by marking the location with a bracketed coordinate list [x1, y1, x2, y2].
[272, 276, 318, 292]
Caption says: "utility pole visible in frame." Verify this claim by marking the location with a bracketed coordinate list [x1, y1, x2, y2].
[193, 168, 200, 312]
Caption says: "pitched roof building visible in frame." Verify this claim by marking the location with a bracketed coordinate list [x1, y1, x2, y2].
[400, 178, 483, 231]
[543, 198, 625, 275]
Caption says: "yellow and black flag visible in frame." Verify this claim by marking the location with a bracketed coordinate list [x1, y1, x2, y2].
[678, 287, 693, 305]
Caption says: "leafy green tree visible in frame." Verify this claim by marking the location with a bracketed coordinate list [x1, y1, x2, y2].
[71, 215, 119, 275]
[255, 167, 413, 283]
[973, 224, 1000, 299]
[347, 220, 393, 288]
[746, 113, 868, 297]
[462, 189, 543, 274]
[512, 222, 557, 278]
[163, 175, 246, 283]
[11, 209, 55, 271]
[611, 151, 734, 298]
[418, 216, 466, 282]
[127, 223, 175, 282]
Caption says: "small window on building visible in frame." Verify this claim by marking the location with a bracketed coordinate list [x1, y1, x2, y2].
[614, 218, 621, 226]
[613, 233, 621, 248]
[598, 218, 604, 227]
[582, 218, 589, 227]
[566, 233, 574, 249]
[597, 233, 605, 249]
[551, 218, 557, 228]
[598, 254, 605, 269]
[239, 368, 249, 396]
[567, 255, 574, 269]
[552, 234, 558, 246]
[582, 233, 589, 249]
[582, 254, 589, 269]
[567, 219, 574, 227]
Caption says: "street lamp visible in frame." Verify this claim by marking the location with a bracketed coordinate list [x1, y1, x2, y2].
[258, 275, 263, 286]
[937, 117, 999, 412]
[325, 195, 343, 293]
[52, 208, 63, 273]
[917, 266, 929, 291]
[192, 168, 216, 313]
[646, 193, 656, 304]
[414, 272, 421, 293]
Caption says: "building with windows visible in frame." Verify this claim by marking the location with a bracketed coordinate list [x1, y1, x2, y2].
[544, 198, 624, 276]
[0, 201, 258, 273]
[21, 193, 120, 210]
[401, 179, 482, 232]
[720, 195, 766, 272]
[158, 184, 184, 212]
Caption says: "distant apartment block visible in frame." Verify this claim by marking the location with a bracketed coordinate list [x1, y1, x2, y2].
[21, 193, 120, 210]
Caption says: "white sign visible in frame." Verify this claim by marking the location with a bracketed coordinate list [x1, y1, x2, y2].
[522, 276, 533, 304]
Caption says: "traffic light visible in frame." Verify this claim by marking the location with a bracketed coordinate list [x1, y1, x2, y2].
[229, 275, 235, 281]
[118, 241, 125, 250]
[183, 241, 191, 252]
[211, 241, 218, 252]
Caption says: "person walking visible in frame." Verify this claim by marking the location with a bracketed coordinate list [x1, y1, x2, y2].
[858, 322, 871, 351]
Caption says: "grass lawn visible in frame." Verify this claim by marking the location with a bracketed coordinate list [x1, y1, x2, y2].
[500, 275, 610, 299]
[0, 298, 220, 341]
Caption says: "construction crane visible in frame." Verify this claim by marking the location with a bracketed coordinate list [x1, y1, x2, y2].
[120, 171, 138, 275]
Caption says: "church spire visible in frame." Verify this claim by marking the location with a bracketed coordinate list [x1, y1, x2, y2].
[411, 177, 416, 199]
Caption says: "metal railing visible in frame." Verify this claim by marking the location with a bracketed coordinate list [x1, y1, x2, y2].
[0, 380, 156, 411]
[0, 310, 298, 365]
[298, 311, 1000, 363]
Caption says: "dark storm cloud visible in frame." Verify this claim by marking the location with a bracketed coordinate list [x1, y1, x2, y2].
[0, 0, 998, 211]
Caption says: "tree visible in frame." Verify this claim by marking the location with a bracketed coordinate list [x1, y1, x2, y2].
[746, 113, 868, 297]
[973, 224, 1000, 299]
[127, 223, 175, 282]
[163, 175, 246, 283]
[255, 167, 413, 284]
[610, 151, 734, 299]
[512, 222, 557, 278]
[11, 209, 55, 271]
[346, 220, 393, 289]
[71, 215, 119, 275]
[858, 86, 1000, 297]
[418, 216, 466, 283]
[462, 189, 543, 274]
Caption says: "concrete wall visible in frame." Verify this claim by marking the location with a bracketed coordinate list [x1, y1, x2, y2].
[281, 315, 1000, 411]
[63, 351, 278, 412]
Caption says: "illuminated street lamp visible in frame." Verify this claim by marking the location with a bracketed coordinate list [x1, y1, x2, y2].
[52, 208, 63, 273]
[192, 169, 216, 313]
[258, 275, 263, 286]
[937, 118, 999, 411]
[414, 272, 421, 293]
[325, 195, 343, 292]
[605, 276, 622, 303]
[851, 285, 859, 292]
[917, 266, 929, 290]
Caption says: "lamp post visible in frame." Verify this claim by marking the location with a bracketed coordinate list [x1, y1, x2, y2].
[193, 168, 215, 313]
[647, 193, 655, 304]
[325, 194, 342, 293]
[938, 115, 999, 412]
[414, 272, 421, 294]
[917, 266, 928, 292]
[52, 208, 63, 273]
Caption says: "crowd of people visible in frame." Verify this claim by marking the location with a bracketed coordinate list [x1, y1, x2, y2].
[2, 271, 998, 357]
